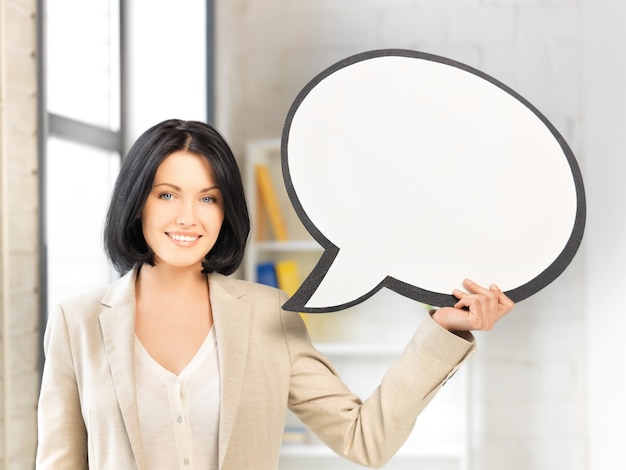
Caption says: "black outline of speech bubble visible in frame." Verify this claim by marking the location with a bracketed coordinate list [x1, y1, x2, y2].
[281, 49, 586, 313]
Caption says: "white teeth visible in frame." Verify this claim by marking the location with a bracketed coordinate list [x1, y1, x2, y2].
[169, 233, 198, 242]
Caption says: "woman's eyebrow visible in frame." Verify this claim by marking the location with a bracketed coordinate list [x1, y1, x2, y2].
[153, 182, 181, 191]
[153, 182, 221, 192]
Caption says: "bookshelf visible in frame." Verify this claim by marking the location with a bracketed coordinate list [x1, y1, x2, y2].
[243, 138, 324, 287]
[243, 139, 471, 470]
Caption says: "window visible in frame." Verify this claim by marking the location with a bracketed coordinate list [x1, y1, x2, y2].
[41, 0, 122, 315]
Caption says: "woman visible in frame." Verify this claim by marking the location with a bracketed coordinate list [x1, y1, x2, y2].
[36, 119, 514, 469]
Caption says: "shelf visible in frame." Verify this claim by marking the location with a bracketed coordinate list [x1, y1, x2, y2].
[314, 342, 404, 357]
[254, 240, 323, 252]
[280, 444, 462, 460]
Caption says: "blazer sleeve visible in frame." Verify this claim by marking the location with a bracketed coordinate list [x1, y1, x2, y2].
[282, 306, 475, 468]
[36, 305, 88, 469]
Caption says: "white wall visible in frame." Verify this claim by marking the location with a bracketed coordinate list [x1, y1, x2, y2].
[216, 1, 588, 469]
[581, 1, 626, 468]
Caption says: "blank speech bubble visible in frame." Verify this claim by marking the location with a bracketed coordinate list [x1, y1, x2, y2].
[281, 49, 585, 313]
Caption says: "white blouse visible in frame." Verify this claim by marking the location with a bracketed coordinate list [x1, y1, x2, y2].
[134, 327, 220, 470]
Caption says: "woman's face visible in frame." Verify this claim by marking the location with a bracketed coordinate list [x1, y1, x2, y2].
[141, 150, 225, 271]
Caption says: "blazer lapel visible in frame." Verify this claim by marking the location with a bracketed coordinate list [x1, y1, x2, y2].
[209, 274, 251, 469]
[99, 270, 146, 470]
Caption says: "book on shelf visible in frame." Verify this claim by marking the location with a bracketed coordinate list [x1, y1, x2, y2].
[256, 259, 299, 294]
[275, 259, 300, 297]
[256, 259, 308, 325]
[255, 163, 289, 241]
[275, 259, 309, 326]
[256, 261, 278, 288]
[255, 184, 270, 241]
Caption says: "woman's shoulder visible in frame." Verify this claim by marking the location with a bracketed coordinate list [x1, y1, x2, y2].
[209, 273, 291, 313]
[58, 284, 112, 311]
[43, 284, 114, 341]
[210, 272, 283, 298]
[52, 270, 136, 323]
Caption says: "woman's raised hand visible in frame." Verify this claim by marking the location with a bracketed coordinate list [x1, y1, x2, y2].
[431, 279, 515, 332]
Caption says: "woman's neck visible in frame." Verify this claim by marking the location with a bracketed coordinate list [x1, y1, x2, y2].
[136, 262, 208, 298]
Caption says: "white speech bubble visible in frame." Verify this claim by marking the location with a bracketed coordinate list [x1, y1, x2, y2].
[281, 50, 585, 313]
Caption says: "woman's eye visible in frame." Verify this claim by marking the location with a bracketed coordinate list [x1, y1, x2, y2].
[159, 193, 173, 200]
[201, 196, 215, 204]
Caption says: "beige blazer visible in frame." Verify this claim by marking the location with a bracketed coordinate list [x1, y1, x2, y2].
[36, 269, 475, 469]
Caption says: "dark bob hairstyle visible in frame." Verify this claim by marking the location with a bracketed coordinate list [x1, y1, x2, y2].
[104, 119, 250, 275]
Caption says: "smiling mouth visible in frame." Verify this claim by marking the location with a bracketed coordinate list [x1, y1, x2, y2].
[167, 233, 201, 243]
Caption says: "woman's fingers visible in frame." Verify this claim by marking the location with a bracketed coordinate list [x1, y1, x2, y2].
[433, 279, 515, 332]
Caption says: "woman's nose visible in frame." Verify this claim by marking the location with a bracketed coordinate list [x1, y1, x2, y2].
[175, 201, 196, 226]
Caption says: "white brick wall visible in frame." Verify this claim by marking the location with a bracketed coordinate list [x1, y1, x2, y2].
[0, 0, 39, 467]
[581, 0, 626, 468]
[217, 0, 586, 469]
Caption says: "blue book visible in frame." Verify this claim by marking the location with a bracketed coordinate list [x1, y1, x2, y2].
[256, 261, 278, 288]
